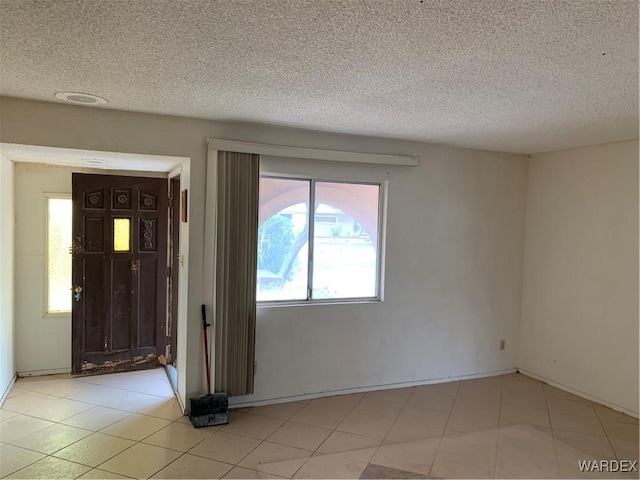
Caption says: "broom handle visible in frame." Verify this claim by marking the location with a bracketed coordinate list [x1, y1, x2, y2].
[201, 304, 211, 394]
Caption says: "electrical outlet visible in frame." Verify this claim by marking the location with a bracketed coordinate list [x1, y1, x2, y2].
[499, 339, 506, 351]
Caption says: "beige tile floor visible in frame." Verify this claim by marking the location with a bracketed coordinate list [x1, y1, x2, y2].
[1, 370, 638, 479]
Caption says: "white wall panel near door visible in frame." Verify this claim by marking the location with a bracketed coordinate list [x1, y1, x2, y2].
[15, 163, 74, 374]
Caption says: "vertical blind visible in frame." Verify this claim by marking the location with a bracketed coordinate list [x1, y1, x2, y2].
[214, 151, 259, 396]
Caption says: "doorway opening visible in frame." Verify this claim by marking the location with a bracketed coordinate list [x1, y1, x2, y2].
[3, 143, 190, 411]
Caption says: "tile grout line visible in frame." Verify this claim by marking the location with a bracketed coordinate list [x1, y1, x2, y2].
[209, 413, 269, 476]
[427, 380, 462, 479]
[14, 403, 177, 438]
[362, 386, 416, 478]
[380, 386, 417, 440]
[493, 374, 503, 480]
[593, 405, 623, 462]
[145, 450, 188, 479]
[151, 420, 246, 473]
[8, 424, 95, 455]
[220, 409, 314, 477]
[65, 410, 183, 478]
[289, 391, 369, 478]
[542, 382, 565, 478]
[0, 446, 46, 478]
[3, 438, 118, 480]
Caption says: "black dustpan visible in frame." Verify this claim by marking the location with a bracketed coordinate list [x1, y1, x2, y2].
[189, 392, 228, 427]
[190, 305, 229, 427]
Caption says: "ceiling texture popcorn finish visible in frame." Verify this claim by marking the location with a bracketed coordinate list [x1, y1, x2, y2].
[0, 0, 637, 154]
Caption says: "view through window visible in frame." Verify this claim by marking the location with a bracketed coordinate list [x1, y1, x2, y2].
[257, 177, 381, 302]
[47, 197, 72, 313]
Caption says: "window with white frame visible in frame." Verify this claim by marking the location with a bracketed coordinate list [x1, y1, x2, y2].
[257, 176, 383, 302]
[47, 196, 72, 313]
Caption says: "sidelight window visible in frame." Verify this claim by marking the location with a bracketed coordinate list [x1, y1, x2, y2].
[46, 196, 72, 313]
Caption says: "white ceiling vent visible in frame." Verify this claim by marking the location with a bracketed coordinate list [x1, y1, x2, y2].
[82, 158, 106, 166]
[54, 92, 108, 105]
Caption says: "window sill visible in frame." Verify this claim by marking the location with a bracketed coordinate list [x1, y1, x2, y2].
[257, 298, 383, 309]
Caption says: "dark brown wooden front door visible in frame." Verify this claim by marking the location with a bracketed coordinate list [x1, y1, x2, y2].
[71, 173, 168, 375]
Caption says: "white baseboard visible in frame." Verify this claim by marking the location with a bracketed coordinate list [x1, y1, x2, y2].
[0, 374, 17, 407]
[17, 368, 71, 377]
[228, 367, 517, 408]
[518, 368, 639, 419]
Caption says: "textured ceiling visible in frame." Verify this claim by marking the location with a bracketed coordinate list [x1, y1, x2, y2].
[0, 0, 637, 154]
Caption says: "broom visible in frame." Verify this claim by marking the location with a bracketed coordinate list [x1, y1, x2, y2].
[189, 305, 228, 427]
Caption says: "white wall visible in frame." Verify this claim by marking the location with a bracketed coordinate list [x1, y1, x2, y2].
[0, 97, 528, 404]
[519, 141, 639, 415]
[14, 163, 73, 374]
[0, 154, 16, 402]
[224, 149, 529, 404]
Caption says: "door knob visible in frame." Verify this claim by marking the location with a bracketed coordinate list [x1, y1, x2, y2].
[73, 285, 83, 302]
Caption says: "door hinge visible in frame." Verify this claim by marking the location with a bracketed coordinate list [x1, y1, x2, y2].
[168, 195, 174, 208]
[167, 266, 171, 278]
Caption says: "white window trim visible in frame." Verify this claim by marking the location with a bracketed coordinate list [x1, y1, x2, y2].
[44, 193, 72, 317]
[206, 138, 420, 167]
[257, 175, 388, 307]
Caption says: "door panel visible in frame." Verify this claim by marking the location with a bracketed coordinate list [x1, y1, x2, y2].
[138, 257, 158, 347]
[72, 173, 168, 375]
[83, 258, 104, 353]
